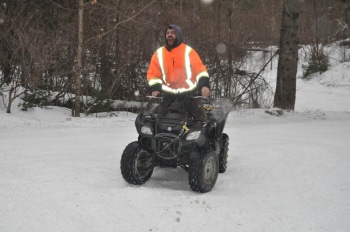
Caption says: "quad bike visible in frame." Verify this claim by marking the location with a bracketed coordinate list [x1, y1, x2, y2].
[120, 95, 230, 193]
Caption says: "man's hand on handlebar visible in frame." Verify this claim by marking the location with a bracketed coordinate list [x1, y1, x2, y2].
[152, 91, 160, 97]
[201, 87, 210, 97]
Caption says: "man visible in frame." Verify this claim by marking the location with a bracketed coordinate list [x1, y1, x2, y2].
[147, 24, 210, 122]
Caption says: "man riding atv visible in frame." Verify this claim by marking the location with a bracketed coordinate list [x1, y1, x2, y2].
[147, 24, 210, 123]
[120, 24, 230, 193]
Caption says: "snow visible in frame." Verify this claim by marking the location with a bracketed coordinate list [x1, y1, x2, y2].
[1, 46, 350, 232]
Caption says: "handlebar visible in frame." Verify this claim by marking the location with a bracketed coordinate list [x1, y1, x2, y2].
[146, 94, 207, 100]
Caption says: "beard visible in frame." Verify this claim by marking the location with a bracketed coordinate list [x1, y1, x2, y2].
[166, 37, 178, 49]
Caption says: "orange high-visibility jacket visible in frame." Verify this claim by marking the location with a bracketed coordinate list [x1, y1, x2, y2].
[147, 43, 209, 94]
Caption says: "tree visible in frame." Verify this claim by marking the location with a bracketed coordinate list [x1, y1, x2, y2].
[274, 0, 301, 110]
[73, 0, 156, 116]
[1, 0, 348, 113]
[74, 0, 84, 117]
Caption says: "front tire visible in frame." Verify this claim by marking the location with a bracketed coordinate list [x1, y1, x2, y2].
[189, 151, 219, 193]
[120, 141, 154, 185]
[219, 133, 229, 173]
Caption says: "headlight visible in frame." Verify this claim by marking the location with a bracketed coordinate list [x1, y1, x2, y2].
[141, 126, 153, 135]
[186, 131, 201, 140]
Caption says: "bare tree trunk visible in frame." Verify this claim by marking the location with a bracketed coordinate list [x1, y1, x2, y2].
[273, 0, 301, 110]
[6, 82, 25, 113]
[75, 0, 84, 117]
[6, 87, 14, 113]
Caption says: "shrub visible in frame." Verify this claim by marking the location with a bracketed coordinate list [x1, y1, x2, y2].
[302, 45, 330, 78]
[85, 91, 113, 116]
[19, 89, 52, 111]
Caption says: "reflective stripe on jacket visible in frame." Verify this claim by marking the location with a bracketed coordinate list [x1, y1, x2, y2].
[147, 43, 209, 94]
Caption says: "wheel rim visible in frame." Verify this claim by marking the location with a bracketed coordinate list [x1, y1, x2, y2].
[135, 150, 152, 178]
[204, 157, 216, 184]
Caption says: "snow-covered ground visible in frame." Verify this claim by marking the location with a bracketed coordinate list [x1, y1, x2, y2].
[1, 51, 350, 231]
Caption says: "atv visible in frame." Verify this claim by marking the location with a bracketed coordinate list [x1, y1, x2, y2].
[120, 95, 230, 193]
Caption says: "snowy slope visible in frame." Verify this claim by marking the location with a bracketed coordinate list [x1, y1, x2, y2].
[1, 47, 350, 232]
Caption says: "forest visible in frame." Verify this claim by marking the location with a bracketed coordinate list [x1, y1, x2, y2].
[0, 0, 349, 115]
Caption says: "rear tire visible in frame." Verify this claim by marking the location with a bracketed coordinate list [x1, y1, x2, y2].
[120, 141, 154, 185]
[189, 151, 219, 193]
[219, 133, 229, 173]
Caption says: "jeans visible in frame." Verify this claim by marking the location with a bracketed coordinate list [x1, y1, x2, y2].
[158, 94, 207, 123]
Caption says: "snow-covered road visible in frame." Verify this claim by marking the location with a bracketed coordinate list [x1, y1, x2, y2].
[1, 107, 349, 232]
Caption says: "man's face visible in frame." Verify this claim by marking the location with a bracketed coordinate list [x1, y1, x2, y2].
[166, 28, 176, 47]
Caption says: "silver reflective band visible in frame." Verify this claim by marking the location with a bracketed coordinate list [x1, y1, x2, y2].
[184, 45, 192, 84]
[156, 47, 166, 83]
[196, 71, 209, 82]
[148, 78, 162, 87]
